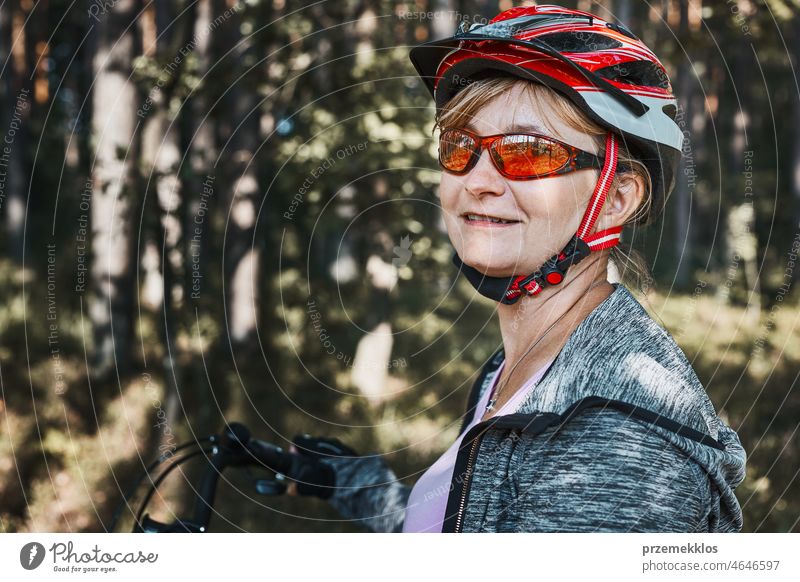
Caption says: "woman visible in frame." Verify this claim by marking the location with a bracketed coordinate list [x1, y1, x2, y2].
[287, 5, 746, 533]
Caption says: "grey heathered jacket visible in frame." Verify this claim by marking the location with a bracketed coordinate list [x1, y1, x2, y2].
[322, 283, 747, 532]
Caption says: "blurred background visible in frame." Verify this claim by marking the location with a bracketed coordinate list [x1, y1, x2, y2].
[0, 0, 798, 533]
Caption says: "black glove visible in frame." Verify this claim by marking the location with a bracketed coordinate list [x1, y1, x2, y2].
[288, 434, 358, 499]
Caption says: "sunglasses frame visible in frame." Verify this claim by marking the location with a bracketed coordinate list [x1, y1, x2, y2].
[438, 127, 613, 180]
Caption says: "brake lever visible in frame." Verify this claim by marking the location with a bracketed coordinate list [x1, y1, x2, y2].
[255, 475, 288, 496]
[243, 465, 288, 496]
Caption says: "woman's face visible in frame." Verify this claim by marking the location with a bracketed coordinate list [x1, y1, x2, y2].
[439, 84, 601, 278]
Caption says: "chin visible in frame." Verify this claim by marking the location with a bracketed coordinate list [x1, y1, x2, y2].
[458, 251, 528, 278]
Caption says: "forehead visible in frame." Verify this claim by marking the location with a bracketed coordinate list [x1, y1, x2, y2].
[462, 85, 547, 133]
[461, 84, 596, 151]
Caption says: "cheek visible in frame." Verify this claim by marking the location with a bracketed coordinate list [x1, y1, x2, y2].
[438, 175, 462, 229]
[514, 174, 596, 256]
[563, 172, 598, 227]
[521, 174, 594, 226]
[439, 174, 459, 211]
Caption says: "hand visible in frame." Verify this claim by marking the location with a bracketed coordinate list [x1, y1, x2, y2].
[283, 435, 358, 499]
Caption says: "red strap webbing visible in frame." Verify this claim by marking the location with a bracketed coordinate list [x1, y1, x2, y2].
[577, 133, 618, 240]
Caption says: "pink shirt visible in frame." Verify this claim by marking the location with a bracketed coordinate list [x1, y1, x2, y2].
[402, 358, 553, 533]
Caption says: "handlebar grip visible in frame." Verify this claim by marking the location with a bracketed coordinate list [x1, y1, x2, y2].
[248, 440, 293, 474]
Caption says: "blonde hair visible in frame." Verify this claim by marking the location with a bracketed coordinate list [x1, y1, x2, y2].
[435, 76, 655, 293]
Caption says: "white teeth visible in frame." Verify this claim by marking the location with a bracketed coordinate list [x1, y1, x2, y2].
[466, 214, 514, 224]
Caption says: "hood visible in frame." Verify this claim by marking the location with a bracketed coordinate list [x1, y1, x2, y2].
[485, 283, 747, 531]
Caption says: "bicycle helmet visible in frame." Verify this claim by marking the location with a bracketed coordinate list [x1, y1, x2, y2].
[409, 5, 683, 304]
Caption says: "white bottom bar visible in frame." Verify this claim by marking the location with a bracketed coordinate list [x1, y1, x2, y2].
[1, 533, 797, 581]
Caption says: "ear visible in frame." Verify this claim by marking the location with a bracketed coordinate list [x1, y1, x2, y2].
[595, 171, 646, 231]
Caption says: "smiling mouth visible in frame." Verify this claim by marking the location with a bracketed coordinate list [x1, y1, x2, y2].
[462, 213, 520, 225]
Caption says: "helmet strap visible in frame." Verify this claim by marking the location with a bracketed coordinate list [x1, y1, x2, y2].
[453, 132, 623, 305]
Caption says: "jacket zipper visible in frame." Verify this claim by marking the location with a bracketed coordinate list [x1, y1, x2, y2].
[453, 434, 482, 533]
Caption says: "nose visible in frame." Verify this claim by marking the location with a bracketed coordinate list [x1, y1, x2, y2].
[462, 149, 506, 198]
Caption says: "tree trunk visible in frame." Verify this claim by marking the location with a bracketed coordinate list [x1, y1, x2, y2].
[348, 5, 404, 404]
[183, 0, 217, 426]
[1, 1, 31, 263]
[218, 0, 261, 346]
[791, 11, 800, 286]
[90, 0, 141, 379]
[613, 0, 633, 25]
[724, 8, 760, 317]
[142, 0, 197, 444]
[459, 0, 496, 24]
[185, 0, 216, 307]
[430, 0, 456, 39]
[672, 0, 692, 289]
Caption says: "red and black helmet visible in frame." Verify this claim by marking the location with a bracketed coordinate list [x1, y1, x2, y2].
[409, 4, 683, 220]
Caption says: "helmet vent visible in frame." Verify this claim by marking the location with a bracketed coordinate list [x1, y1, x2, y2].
[605, 21, 638, 40]
[538, 31, 622, 53]
[595, 60, 671, 90]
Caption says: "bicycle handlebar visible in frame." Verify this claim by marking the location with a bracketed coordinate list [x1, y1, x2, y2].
[191, 423, 293, 530]
[117, 421, 294, 533]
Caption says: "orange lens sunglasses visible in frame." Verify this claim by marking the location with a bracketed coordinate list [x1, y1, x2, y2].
[439, 127, 616, 180]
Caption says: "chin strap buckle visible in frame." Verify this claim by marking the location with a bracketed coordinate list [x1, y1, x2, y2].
[551, 236, 592, 283]
[515, 235, 591, 295]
